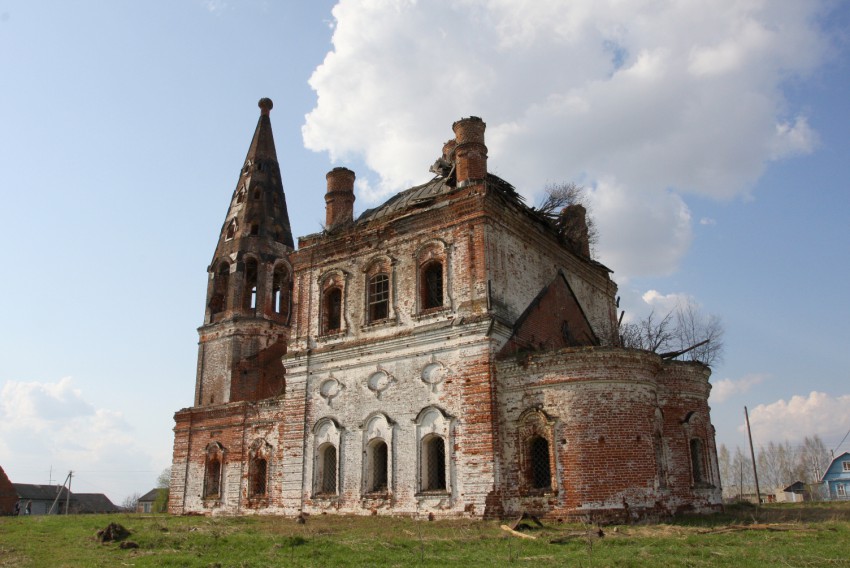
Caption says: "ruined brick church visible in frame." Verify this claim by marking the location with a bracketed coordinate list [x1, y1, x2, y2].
[169, 98, 722, 520]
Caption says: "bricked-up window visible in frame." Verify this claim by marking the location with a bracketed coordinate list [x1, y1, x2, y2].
[243, 258, 258, 312]
[204, 459, 221, 498]
[690, 438, 705, 484]
[203, 443, 224, 500]
[209, 261, 230, 316]
[317, 443, 338, 495]
[420, 261, 444, 310]
[654, 432, 668, 489]
[421, 435, 447, 492]
[368, 274, 390, 322]
[529, 436, 551, 490]
[249, 457, 267, 497]
[272, 265, 290, 319]
[322, 287, 342, 333]
[367, 439, 389, 493]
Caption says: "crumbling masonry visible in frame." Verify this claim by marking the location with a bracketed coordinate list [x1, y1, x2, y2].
[169, 99, 723, 520]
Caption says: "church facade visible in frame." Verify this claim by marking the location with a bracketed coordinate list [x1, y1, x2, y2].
[169, 99, 722, 520]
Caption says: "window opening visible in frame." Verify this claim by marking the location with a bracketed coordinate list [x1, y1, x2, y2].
[323, 287, 342, 333]
[843, 461, 850, 472]
[368, 273, 389, 322]
[243, 259, 258, 312]
[690, 439, 704, 483]
[249, 457, 267, 497]
[369, 440, 388, 493]
[837, 484, 846, 497]
[421, 261, 443, 310]
[272, 266, 289, 317]
[204, 457, 221, 498]
[318, 444, 337, 494]
[250, 224, 259, 236]
[529, 436, 551, 490]
[421, 435, 446, 492]
[225, 220, 237, 240]
[210, 262, 229, 315]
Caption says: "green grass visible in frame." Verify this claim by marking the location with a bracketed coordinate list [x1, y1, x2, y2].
[1, 503, 849, 567]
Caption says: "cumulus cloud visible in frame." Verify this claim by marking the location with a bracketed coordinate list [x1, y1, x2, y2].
[710, 373, 768, 404]
[743, 391, 850, 445]
[303, 0, 828, 278]
[0, 377, 153, 499]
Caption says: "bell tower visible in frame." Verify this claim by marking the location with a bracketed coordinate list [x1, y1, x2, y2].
[194, 98, 293, 406]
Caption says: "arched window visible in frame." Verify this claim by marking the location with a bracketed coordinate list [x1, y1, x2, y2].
[420, 261, 443, 310]
[243, 258, 258, 312]
[322, 287, 342, 333]
[529, 436, 551, 490]
[203, 443, 224, 500]
[690, 439, 705, 484]
[209, 262, 230, 316]
[317, 443, 338, 495]
[368, 273, 389, 322]
[272, 265, 290, 319]
[236, 188, 246, 204]
[367, 439, 389, 493]
[518, 408, 556, 494]
[421, 435, 446, 492]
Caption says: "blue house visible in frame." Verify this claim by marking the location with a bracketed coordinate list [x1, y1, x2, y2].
[821, 451, 850, 500]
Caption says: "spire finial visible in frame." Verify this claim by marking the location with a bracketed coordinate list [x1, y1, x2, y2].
[258, 98, 273, 116]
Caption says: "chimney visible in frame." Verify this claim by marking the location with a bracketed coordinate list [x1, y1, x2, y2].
[325, 167, 356, 229]
[559, 204, 591, 258]
[451, 117, 487, 187]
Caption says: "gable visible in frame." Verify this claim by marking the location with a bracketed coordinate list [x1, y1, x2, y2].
[822, 451, 850, 481]
[499, 271, 598, 358]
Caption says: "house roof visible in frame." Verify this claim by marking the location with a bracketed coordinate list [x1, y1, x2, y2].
[783, 481, 806, 492]
[138, 488, 161, 502]
[72, 493, 119, 513]
[13, 483, 69, 501]
[821, 451, 850, 482]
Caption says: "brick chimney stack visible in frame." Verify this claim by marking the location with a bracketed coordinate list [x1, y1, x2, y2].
[452, 117, 487, 187]
[325, 167, 356, 229]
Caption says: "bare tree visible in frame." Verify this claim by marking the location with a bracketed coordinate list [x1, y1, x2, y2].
[620, 300, 724, 366]
[122, 492, 140, 512]
[536, 182, 599, 257]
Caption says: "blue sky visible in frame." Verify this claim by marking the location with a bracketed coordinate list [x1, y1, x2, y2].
[1, 1, 848, 504]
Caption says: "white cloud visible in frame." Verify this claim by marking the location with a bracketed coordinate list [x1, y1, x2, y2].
[743, 391, 850, 445]
[699, 217, 716, 226]
[0, 377, 155, 501]
[710, 373, 768, 404]
[303, 0, 828, 279]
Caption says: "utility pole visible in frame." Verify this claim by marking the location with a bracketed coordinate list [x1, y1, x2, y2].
[48, 471, 73, 515]
[65, 471, 73, 515]
[745, 406, 762, 504]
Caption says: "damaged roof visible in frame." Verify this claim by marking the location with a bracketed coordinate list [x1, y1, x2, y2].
[356, 173, 524, 225]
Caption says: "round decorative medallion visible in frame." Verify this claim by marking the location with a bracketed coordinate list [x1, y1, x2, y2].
[421, 362, 446, 387]
[367, 370, 394, 399]
[319, 378, 342, 405]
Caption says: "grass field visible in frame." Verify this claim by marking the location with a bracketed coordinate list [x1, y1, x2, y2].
[1, 502, 849, 567]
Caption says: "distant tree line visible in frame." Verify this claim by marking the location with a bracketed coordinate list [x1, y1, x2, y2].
[718, 435, 832, 501]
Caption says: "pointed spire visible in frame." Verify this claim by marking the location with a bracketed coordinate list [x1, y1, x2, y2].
[212, 98, 294, 257]
[245, 98, 278, 163]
